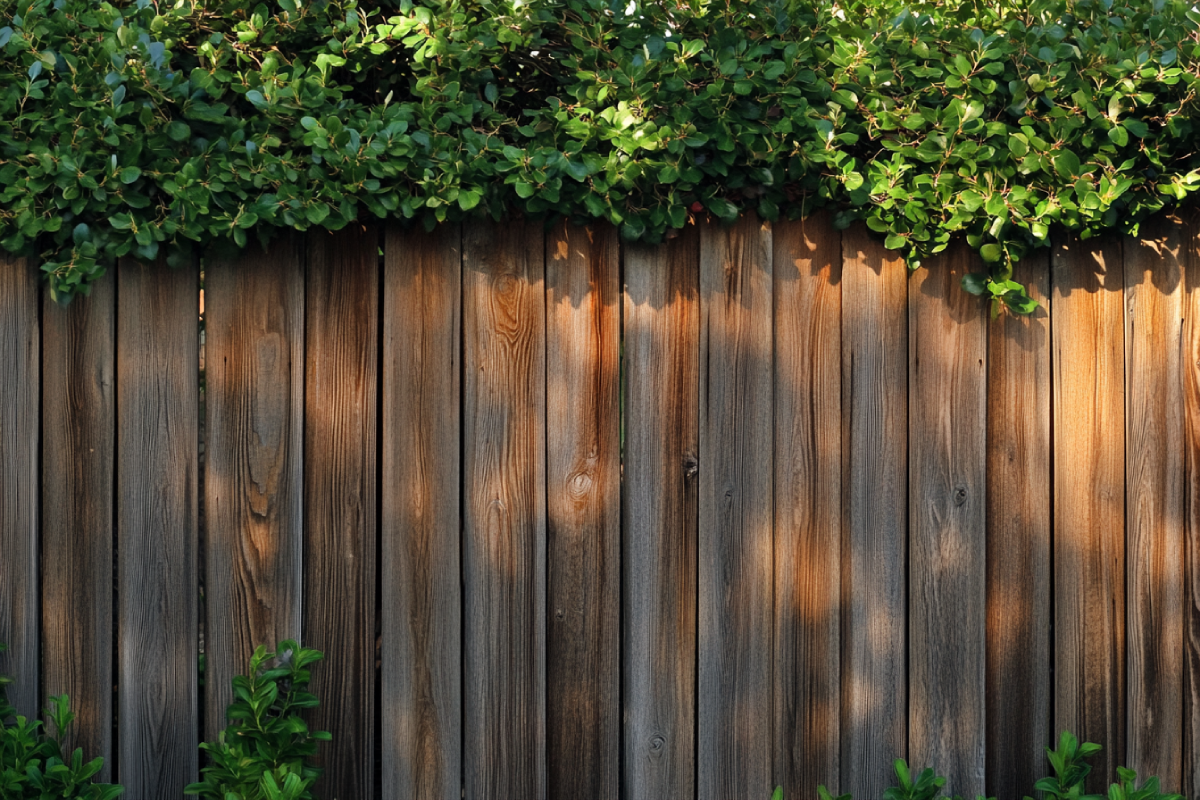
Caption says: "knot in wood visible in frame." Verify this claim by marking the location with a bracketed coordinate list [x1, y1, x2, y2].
[568, 469, 594, 499]
[648, 734, 666, 754]
[683, 455, 698, 480]
[953, 486, 968, 506]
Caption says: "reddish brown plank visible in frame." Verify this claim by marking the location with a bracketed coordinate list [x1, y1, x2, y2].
[204, 239, 304, 742]
[381, 223, 462, 800]
[117, 257, 199, 797]
[1123, 216, 1184, 786]
[908, 244, 987, 796]
[698, 214, 773, 800]
[304, 228, 378, 800]
[622, 228, 699, 800]
[840, 224, 907, 799]
[986, 252, 1052, 799]
[1052, 233, 1125, 788]
[41, 272, 115, 775]
[545, 221, 620, 800]
[1186, 210, 1200, 800]
[773, 213, 841, 795]
[0, 254, 38, 720]
[462, 218, 546, 800]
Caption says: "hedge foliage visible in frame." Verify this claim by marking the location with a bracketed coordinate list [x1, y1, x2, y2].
[2, 0, 1200, 306]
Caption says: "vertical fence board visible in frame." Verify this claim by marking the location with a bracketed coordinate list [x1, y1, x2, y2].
[908, 244, 987, 796]
[116, 257, 199, 797]
[0, 255, 38, 720]
[698, 214, 774, 800]
[546, 221, 620, 800]
[624, 227, 700, 800]
[381, 223, 462, 800]
[1052, 234, 1125, 787]
[42, 273, 114, 774]
[204, 240, 304, 743]
[462, 218, 547, 800]
[1185, 211, 1200, 800]
[985, 253, 1052, 799]
[304, 228, 378, 800]
[622, 229, 699, 800]
[773, 214, 841, 795]
[1123, 217, 1184, 786]
[840, 225, 908, 799]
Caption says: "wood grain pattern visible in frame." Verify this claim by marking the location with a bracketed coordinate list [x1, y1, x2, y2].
[907, 244, 987, 797]
[773, 213, 841, 796]
[41, 272, 115, 775]
[1185, 210, 1200, 800]
[381, 223, 462, 800]
[545, 221, 620, 800]
[304, 228, 378, 800]
[462, 218, 547, 800]
[1123, 216, 1184, 786]
[1052, 233, 1125, 788]
[116, 257, 199, 798]
[840, 223, 907, 799]
[622, 228, 699, 800]
[0, 254, 38, 720]
[985, 252, 1052, 800]
[204, 239, 304, 742]
[697, 214, 773, 800]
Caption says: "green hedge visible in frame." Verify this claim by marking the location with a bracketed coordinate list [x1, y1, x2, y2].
[2, 0, 1199, 306]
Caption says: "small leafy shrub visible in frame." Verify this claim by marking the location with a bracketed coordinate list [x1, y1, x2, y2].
[794, 731, 1184, 800]
[185, 640, 329, 800]
[0, 644, 123, 800]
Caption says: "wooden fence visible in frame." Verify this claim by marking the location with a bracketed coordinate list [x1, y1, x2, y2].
[0, 212, 1198, 800]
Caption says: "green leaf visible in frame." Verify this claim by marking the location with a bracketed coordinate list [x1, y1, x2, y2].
[1122, 117, 1150, 138]
[961, 272, 988, 295]
[980, 243, 1003, 262]
[1107, 126, 1129, 147]
[119, 167, 142, 184]
[1008, 134, 1029, 157]
[1053, 150, 1081, 178]
[458, 189, 482, 210]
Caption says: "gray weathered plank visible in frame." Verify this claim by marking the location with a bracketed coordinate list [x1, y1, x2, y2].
[41, 272, 115, 775]
[545, 221, 621, 800]
[985, 252, 1052, 800]
[1123, 216, 1184, 786]
[840, 223, 907, 799]
[1052, 233, 1125, 787]
[304, 228, 378, 800]
[381, 223, 462, 800]
[117, 257, 199, 797]
[462, 218, 547, 800]
[908, 244, 987, 796]
[772, 213, 841, 795]
[622, 228, 699, 800]
[0, 254, 38, 720]
[697, 213, 773, 800]
[203, 239, 304, 742]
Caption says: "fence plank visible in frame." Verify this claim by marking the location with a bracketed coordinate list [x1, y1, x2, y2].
[1052, 234, 1125, 787]
[462, 218, 547, 800]
[985, 253, 1052, 799]
[0, 254, 38, 720]
[381, 223, 462, 800]
[116, 257, 199, 798]
[204, 239, 304, 743]
[1123, 216, 1184, 786]
[908, 244, 987, 796]
[41, 273, 115, 775]
[545, 221, 620, 800]
[698, 214, 774, 800]
[773, 214, 841, 795]
[840, 224, 907, 799]
[304, 228, 378, 800]
[1186, 210, 1200, 800]
[622, 229, 699, 800]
